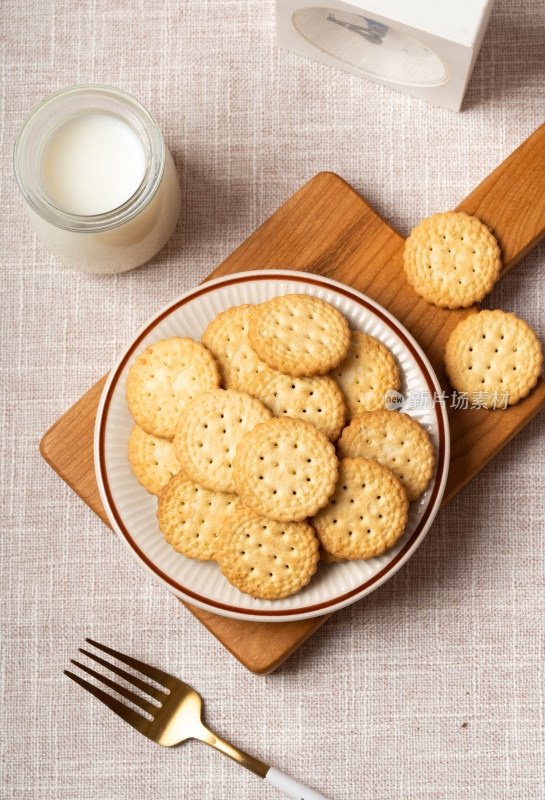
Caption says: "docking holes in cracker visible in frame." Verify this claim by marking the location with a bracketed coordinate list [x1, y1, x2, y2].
[216, 507, 319, 599]
[248, 294, 350, 377]
[403, 211, 501, 309]
[246, 369, 346, 441]
[444, 309, 542, 407]
[233, 416, 338, 522]
[312, 457, 409, 560]
[173, 388, 271, 493]
[157, 473, 244, 561]
[337, 409, 434, 502]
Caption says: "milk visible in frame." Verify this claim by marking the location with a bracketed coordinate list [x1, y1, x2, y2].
[28, 144, 180, 274]
[15, 86, 181, 274]
[42, 114, 147, 216]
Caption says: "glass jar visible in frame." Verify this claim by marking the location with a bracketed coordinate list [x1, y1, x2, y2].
[14, 85, 181, 274]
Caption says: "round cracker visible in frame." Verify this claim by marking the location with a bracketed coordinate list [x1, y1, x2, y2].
[173, 389, 271, 493]
[337, 409, 434, 501]
[157, 472, 244, 561]
[444, 309, 542, 407]
[126, 337, 221, 438]
[403, 211, 501, 308]
[216, 507, 319, 599]
[127, 425, 182, 495]
[248, 294, 350, 377]
[245, 368, 346, 441]
[233, 417, 338, 522]
[312, 457, 409, 560]
[330, 331, 400, 419]
[201, 304, 267, 390]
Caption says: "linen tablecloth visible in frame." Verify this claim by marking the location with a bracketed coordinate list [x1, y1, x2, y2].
[2, 1, 544, 798]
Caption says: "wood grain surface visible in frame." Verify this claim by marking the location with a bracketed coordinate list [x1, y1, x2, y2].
[40, 123, 545, 674]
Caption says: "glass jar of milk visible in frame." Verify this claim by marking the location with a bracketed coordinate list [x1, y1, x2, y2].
[14, 85, 181, 274]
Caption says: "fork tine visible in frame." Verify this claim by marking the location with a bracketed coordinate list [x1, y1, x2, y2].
[64, 670, 151, 736]
[70, 660, 159, 716]
[78, 648, 167, 702]
[85, 639, 177, 689]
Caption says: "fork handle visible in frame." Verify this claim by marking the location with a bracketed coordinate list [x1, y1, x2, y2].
[198, 725, 331, 798]
[265, 766, 331, 800]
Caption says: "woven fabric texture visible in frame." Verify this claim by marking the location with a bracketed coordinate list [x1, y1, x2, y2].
[2, 1, 544, 798]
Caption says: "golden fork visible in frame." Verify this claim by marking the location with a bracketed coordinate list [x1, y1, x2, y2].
[65, 639, 331, 800]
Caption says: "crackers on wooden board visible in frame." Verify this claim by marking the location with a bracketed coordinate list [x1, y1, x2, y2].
[403, 211, 501, 309]
[444, 309, 543, 407]
[120, 214, 544, 600]
[403, 209, 542, 410]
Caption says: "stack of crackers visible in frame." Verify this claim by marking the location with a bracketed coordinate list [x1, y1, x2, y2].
[125, 210, 543, 601]
[127, 293, 435, 600]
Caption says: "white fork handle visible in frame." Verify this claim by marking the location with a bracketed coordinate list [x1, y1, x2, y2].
[265, 767, 332, 799]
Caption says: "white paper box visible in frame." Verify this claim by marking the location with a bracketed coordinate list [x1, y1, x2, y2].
[276, 0, 494, 110]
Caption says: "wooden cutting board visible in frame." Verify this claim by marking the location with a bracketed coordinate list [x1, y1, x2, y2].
[40, 123, 545, 673]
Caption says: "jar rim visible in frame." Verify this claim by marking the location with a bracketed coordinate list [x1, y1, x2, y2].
[13, 84, 165, 233]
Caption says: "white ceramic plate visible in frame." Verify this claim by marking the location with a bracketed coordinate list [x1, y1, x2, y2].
[95, 271, 449, 621]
